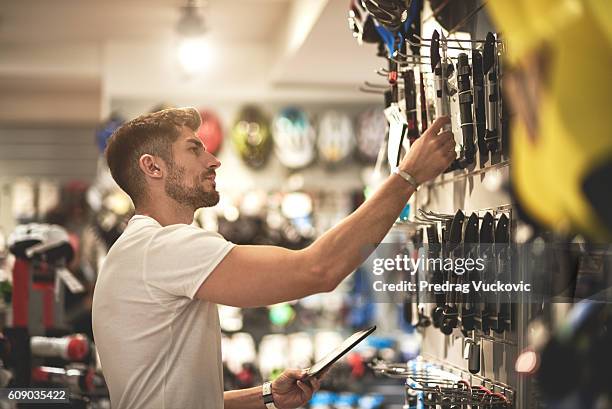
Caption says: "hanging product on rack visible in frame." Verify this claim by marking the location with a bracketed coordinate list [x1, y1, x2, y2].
[429, 30, 453, 133]
[479, 211, 495, 335]
[347, 0, 382, 46]
[471, 50, 488, 163]
[429, 0, 480, 33]
[426, 223, 444, 329]
[430, 30, 461, 172]
[490, 213, 510, 334]
[440, 210, 464, 335]
[456, 53, 476, 167]
[497, 32, 512, 159]
[482, 32, 500, 155]
[363, 0, 411, 32]
[403, 69, 420, 144]
[460, 212, 479, 333]
[370, 358, 514, 408]
[384, 96, 409, 171]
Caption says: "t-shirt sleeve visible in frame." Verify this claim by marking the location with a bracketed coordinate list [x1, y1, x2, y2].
[144, 224, 235, 300]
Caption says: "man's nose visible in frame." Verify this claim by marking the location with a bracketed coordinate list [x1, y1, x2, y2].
[205, 152, 221, 169]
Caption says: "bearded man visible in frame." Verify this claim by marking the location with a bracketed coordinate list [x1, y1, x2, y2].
[92, 107, 455, 409]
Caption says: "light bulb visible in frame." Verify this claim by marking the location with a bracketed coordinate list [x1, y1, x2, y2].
[177, 36, 211, 73]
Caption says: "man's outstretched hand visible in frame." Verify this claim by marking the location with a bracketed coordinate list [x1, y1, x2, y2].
[399, 116, 456, 184]
[270, 369, 321, 409]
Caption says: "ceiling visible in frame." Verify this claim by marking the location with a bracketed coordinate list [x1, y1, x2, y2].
[0, 0, 384, 125]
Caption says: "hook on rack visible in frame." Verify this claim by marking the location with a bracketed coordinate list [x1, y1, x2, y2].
[359, 80, 392, 94]
[363, 81, 391, 89]
[375, 68, 389, 77]
[406, 35, 472, 51]
[369, 358, 514, 408]
[419, 209, 454, 220]
[413, 33, 504, 45]
[358, 86, 387, 95]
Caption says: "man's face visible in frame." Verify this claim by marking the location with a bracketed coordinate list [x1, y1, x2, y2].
[164, 127, 221, 209]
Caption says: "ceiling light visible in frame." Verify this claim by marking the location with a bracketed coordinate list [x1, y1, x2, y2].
[177, 0, 206, 37]
[178, 37, 212, 73]
[176, 0, 210, 73]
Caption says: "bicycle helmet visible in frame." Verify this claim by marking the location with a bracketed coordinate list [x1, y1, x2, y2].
[197, 109, 223, 155]
[356, 108, 388, 163]
[272, 107, 316, 169]
[231, 106, 272, 169]
[317, 111, 355, 165]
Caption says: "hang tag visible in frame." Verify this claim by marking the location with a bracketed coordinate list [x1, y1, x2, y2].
[384, 104, 410, 171]
[463, 340, 472, 360]
[57, 267, 85, 294]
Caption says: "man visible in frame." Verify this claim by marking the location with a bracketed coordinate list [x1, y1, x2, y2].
[92, 107, 455, 409]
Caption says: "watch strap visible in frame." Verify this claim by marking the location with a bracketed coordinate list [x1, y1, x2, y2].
[394, 168, 419, 189]
[262, 381, 277, 409]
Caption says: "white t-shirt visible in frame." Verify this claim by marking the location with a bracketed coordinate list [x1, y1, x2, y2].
[92, 215, 235, 409]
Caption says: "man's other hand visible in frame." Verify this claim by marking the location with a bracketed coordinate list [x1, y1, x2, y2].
[399, 116, 456, 184]
[270, 369, 322, 409]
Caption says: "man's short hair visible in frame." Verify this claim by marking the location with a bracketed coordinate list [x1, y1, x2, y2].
[105, 107, 201, 206]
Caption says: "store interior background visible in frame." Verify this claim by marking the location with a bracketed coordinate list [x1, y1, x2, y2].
[0, 1, 610, 408]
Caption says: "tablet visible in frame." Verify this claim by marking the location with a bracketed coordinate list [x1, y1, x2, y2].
[305, 326, 376, 379]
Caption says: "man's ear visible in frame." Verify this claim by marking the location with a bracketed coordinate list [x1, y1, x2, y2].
[139, 154, 164, 179]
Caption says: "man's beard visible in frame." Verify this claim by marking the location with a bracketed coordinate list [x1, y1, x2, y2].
[164, 163, 219, 209]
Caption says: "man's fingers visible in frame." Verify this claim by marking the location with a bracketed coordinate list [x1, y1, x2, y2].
[297, 380, 313, 397]
[436, 130, 454, 141]
[425, 116, 451, 136]
[445, 149, 457, 162]
[442, 137, 456, 152]
[309, 377, 321, 392]
[284, 368, 304, 380]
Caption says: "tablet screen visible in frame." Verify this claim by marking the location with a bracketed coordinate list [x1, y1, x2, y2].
[306, 326, 376, 378]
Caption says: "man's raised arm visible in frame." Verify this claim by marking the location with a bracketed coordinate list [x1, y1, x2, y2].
[196, 117, 455, 307]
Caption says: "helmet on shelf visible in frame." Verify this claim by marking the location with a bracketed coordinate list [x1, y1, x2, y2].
[231, 106, 273, 169]
[272, 107, 316, 169]
[317, 111, 355, 165]
[356, 108, 388, 163]
[197, 109, 223, 155]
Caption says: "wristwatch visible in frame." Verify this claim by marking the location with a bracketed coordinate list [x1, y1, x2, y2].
[393, 168, 419, 189]
[262, 381, 278, 409]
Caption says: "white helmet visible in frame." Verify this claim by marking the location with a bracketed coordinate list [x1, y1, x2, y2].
[317, 111, 355, 165]
[356, 108, 388, 163]
[273, 107, 316, 169]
